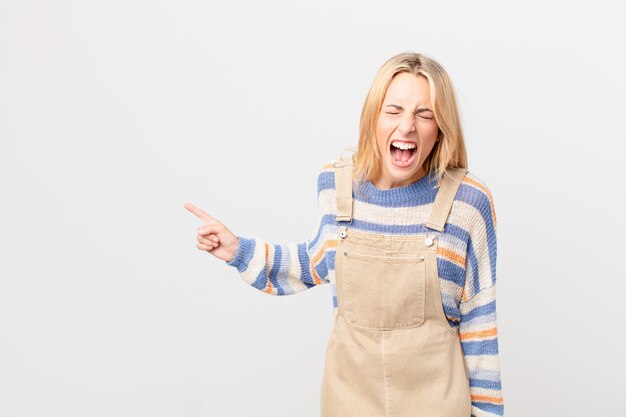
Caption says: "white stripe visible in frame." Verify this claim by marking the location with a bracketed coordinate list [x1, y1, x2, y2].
[463, 354, 502, 371]
[460, 286, 496, 313]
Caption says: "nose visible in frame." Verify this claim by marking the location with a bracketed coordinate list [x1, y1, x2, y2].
[397, 114, 416, 135]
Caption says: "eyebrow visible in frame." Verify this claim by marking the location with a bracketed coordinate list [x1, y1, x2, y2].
[385, 104, 433, 113]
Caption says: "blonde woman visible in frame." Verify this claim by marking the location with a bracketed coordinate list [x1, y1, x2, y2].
[185, 52, 504, 417]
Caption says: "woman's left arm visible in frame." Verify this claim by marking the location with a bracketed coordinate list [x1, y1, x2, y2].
[459, 187, 504, 417]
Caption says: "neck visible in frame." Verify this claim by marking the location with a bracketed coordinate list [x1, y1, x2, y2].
[372, 166, 427, 190]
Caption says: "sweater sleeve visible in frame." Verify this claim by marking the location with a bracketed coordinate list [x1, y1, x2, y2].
[459, 186, 504, 417]
[223, 167, 331, 295]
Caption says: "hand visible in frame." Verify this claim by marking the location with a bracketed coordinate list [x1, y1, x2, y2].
[184, 202, 240, 263]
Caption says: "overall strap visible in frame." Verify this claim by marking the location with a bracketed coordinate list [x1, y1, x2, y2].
[424, 167, 469, 232]
[334, 156, 354, 223]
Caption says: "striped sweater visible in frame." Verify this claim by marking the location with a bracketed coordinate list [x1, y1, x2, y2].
[225, 160, 504, 417]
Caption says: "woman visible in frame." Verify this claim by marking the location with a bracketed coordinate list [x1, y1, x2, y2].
[185, 52, 504, 417]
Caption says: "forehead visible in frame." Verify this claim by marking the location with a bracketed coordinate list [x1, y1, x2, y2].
[384, 73, 431, 105]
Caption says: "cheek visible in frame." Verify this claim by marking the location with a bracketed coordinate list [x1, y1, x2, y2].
[376, 119, 394, 142]
[417, 122, 439, 140]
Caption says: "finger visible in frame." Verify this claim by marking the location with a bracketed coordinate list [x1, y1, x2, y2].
[204, 232, 219, 242]
[197, 242, 215, 251]
[185, 202, 218, 223]
[197, 234, 219, 245]
[197, 223, 223, 236]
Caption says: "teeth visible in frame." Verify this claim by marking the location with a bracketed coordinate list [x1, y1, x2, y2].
[391, 141, 416, 150]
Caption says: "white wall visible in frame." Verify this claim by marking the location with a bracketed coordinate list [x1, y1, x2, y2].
[1, 1, 624, 416]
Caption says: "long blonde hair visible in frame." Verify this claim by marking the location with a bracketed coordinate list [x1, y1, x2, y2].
[340, 52, 468, 196]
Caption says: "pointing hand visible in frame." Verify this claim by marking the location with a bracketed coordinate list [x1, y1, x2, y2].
[184, 202, 239, 263]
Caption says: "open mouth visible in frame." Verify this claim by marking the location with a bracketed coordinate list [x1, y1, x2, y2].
[389, 141, 418, 167]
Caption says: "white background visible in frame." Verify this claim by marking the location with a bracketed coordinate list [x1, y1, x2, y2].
[1, 1, 625, 416]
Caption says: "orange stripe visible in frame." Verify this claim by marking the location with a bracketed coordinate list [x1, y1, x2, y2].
[463, 176, 490, 198]
[262, 242, 274, 294]
[309, 239, 339, 285]
[309, 244, 323, 285]
[437, 246, 465, 267]
[311, 270, 322, 285]
[459, 327, 498, 340]
[471, 394, 503, 405]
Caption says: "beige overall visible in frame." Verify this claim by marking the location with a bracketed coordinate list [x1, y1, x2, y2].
[320, 155, 472, 417]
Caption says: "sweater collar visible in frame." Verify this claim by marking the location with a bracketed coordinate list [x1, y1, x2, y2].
[357, 170, 438, 205]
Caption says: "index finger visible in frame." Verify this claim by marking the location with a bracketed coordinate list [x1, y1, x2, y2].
[184, 202, 217, 223]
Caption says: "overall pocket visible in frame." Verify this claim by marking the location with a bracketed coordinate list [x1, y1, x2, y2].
[340, 249, 426, 330]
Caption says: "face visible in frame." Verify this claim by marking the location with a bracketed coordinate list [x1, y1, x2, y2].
[374, 72, 440, 189]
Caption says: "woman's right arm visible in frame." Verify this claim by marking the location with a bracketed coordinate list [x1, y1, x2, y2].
[222, 165, 334, 295]
[187, 162, 336, 296]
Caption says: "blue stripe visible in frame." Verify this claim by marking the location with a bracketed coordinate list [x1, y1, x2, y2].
[228, 236, 257, 271]
[251, 269, 269, 292]
[298, 242, 317, 285]
[327, 248, 337, 271]
[268, 245, 285, 295]
[469, 377, 502, 390]
[464, 193, 497, 295]
[438, 255, 465, 288]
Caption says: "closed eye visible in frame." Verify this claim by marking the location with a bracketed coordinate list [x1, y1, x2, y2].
[385, 111, 433, 120]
